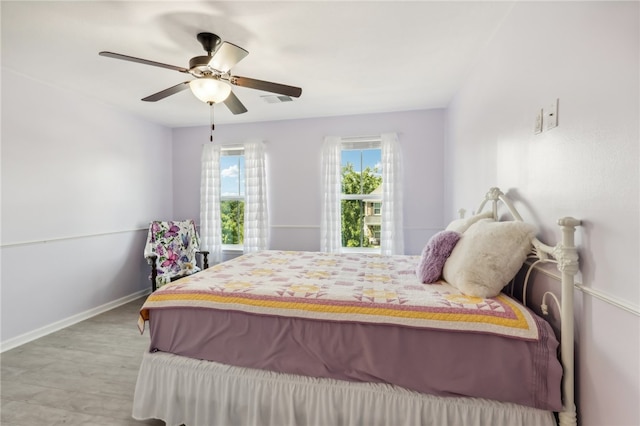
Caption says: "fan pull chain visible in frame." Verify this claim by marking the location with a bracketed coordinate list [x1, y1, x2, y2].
[209, 103, 215, 142]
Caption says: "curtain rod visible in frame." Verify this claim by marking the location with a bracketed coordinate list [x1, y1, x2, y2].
[201, 140, 267, 147]
[201, 140, 267, 149]
[220, 144, 245, 151]
[340, 135, 381, 143]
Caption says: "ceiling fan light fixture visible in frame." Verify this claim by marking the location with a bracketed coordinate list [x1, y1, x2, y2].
[189, 77, 231, 104]
[100, 32, 301, 114]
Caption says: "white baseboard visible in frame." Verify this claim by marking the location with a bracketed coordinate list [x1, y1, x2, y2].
[0, 289, 151, 353]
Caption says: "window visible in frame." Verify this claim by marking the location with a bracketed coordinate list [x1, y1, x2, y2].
[201, 140, 268, 263]
[321, 133, 402, 255]
[340, 141, 382, 250]
[220, 147, 245, 247]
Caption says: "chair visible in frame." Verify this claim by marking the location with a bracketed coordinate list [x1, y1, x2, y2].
[143, 220, 209, 291]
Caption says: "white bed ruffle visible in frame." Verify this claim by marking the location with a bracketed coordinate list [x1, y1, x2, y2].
[132, 351, 555, 426]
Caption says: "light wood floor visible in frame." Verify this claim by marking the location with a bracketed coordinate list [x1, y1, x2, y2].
[1, 297, 165, 425]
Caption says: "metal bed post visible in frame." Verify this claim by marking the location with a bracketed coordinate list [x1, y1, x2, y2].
[556, 217, 581, 426]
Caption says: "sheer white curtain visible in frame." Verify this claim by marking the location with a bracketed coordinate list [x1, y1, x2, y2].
[244, 140, 269, 253]
[200, 143, 222, 264]
[320, 136, 342, 252]
[380, 132, 404, 255]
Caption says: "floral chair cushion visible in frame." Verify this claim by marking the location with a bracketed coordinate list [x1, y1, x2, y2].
[144, 220, 201, 287]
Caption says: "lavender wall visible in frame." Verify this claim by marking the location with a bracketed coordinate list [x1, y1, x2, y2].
[2, 3, 635, 423]
[1, 69, 173, 348]
[171, 109, 445, 256]
[445, 2, 639, 425]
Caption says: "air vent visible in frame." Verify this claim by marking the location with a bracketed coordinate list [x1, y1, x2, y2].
[261, 95, 294, 104]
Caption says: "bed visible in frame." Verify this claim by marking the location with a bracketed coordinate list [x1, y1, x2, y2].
[132, 187, 580, 426]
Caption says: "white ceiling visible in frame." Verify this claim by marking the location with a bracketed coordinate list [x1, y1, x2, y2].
[1, 1, 514, 128]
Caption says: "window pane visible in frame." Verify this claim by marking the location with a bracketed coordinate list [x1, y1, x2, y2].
[341, 148, 382, 195]
[363, 201, 381, 248]
[221, 200, 244, 244]
[220, 155, 245, 197]
[341, 199, 364, 247]
[340, 199, 382, 248]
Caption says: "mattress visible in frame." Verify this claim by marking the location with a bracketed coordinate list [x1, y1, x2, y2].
[139, 250, 563, 411]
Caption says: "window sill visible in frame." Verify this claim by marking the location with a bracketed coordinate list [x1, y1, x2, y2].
[340, 247, 381, 254]
[222, 245, 243, 253]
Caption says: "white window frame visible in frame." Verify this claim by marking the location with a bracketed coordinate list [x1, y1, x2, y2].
[220, 146, 245, 252]
[340, 138, 382, 254]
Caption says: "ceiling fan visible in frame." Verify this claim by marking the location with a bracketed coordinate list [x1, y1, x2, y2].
[99, 32, 302, 115]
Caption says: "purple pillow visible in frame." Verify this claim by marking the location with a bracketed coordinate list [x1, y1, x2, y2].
[416, 230, 462, 284]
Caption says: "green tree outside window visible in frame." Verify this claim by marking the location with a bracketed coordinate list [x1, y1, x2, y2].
[341, 162, 382, 248]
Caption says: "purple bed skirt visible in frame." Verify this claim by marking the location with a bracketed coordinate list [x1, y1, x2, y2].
[146, 305, 562, 411]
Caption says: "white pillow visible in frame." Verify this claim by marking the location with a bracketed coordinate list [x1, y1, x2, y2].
[442, 219, 536, 298]
[445, 211, 494, 233]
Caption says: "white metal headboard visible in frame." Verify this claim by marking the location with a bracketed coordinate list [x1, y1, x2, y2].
[474, 187, 580, 426]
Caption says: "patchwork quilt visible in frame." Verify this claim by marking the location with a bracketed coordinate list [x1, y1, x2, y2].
[139, 250, 540, 340]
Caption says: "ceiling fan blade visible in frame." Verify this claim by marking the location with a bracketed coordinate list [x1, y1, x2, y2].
[230, 76, 302, 98]
[208, 42, 249, 73]
[223, 91, 248, 115]
[142, 82, 190, 102]
[99, 51, 189, 73]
